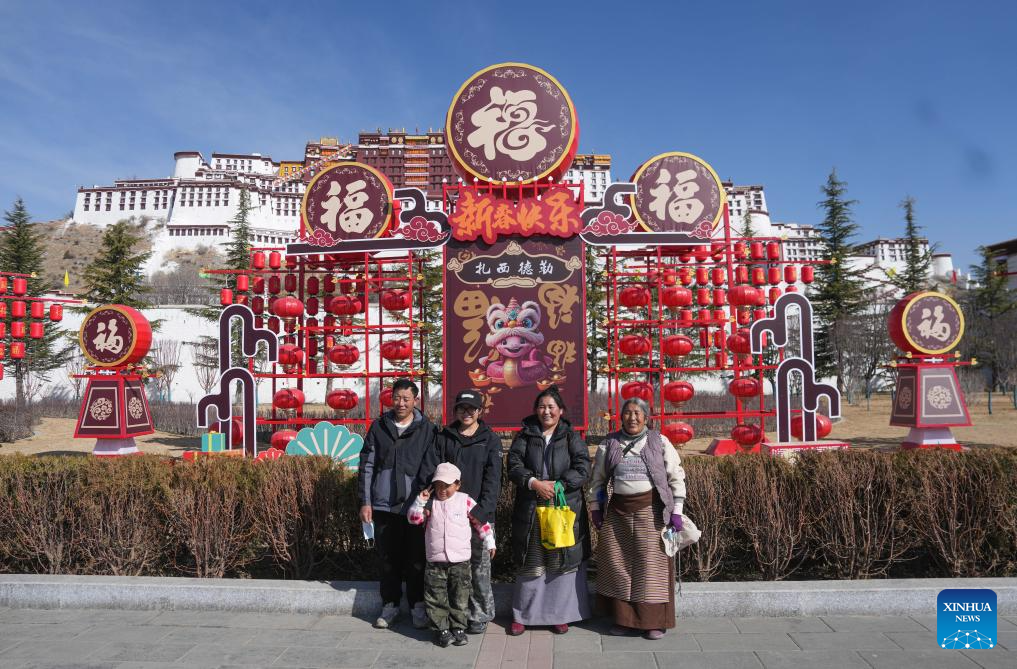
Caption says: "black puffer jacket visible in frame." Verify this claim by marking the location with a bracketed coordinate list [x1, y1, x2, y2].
[416, 420, 503, 524]
[358, 409, 436, 514]
[506, 416, 591, 570]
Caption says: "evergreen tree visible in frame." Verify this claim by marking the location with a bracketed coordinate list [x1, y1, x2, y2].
[189, 187, 255, 370]
[890, 196, 932, 295]
[964, 247, 1016, 390]
[0, 198, 68, 410]
[811, 170, 867, 393]
[81, 219, 153, 307]
[739, 208, 755, 239]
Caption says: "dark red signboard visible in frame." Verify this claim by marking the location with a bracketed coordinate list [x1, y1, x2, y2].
[446, 63, 579, 185]
[301, 162, 393, 243]
[443, 236, 586, 430]
[74, 376, 154, 438]
[631, 152, 725, 239]
[78, 305, 152, 367]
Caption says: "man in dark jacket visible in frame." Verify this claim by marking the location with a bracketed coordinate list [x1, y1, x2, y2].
[359, 378, 436, 630]
[417, 389, 502, 634]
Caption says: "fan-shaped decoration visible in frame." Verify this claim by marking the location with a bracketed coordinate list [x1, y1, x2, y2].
[285, 421, 364, 468]
[256, 448, 286, 462]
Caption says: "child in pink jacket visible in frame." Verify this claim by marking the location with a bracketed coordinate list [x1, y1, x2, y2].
[408, 462, 495, 647]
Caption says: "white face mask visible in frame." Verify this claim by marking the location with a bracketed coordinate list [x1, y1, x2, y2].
[362, 521, 375, 544]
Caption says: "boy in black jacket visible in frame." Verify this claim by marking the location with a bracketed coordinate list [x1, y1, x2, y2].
[359, 378, 437, 630]
[417, 390, 503, 634]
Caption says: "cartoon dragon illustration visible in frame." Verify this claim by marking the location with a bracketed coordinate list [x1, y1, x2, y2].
[478, 297, 553, 388]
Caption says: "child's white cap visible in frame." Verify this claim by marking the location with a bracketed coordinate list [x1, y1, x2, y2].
[432, 462, 461, 484]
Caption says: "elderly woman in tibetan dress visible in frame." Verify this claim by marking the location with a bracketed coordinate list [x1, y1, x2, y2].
[589, 396, 687, 640]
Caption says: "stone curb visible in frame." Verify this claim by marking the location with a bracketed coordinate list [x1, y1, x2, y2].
[0, 575, 1014, 618]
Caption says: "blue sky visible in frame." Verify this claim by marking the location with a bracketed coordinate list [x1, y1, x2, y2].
[1, 0, 1014, 269]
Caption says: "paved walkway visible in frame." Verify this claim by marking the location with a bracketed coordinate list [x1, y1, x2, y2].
[0, 607, 1014, 668]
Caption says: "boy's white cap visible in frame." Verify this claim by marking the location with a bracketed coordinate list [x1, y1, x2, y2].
[432, 462, 461, 485]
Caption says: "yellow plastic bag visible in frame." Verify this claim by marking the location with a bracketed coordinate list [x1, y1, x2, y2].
[536, 482, 576, 550]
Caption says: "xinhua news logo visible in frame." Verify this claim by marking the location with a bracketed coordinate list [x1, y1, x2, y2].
[937, 589, 996, 649]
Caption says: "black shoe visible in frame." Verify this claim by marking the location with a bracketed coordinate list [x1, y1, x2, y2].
[436, 629, 453, 648]
[452, 629, 468, 646]
[467, 621, 487, 634]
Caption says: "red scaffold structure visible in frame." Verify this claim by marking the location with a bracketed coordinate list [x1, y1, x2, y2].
[598, 205, 830, 454]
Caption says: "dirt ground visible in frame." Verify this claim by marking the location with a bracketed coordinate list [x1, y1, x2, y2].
[2, 393, 1015, 458]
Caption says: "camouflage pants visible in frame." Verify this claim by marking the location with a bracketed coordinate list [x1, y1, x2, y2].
[424, 560, 471, 631]
[469, 526, 496, 624]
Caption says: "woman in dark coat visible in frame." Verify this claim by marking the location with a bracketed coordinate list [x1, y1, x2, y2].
[506, 385, 591, 635]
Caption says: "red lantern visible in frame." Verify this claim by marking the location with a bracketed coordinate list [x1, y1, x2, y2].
[662, 381, 694, 404]
[735, 265, 749, 284]
[326, 389, 359, 412]
[268, 251, 282, 269]
[231, 416, 243, 445]
[380, 387, 394, 408]
[802, 266, 815, 284]
[768, 267, 781, 285]
[0, 276, 6, 292]
[620, 381, 654, 403]
[272, 296, 304, 319]
[769, 287, 782, 305]
[660, 268, 678, 286]
[284, 274, 298, 293]
[12, 301, 25, 318]
[662, 421, 694, 445]
[711, 268, 726, 285]
[751, 267, 766, 286]
[791, 414, 833, 440]
[786, 285, 798, 293]
[699, 329, 711, 348]
[236, 275, 250, 291]
[11, 321, 25, 338]
[268, 276, 281, 294]
[285, 255, 297, 270]
[278, 344, 305, 366]
[251, 252, 266, 269]
[727, 329, 752, 354]
[712, 289, 726, 306]
[29, 322, 43, 339]
[784, 266, 798, 284]
[272, 387, 305, 410]
[327, 344, 360, 366]
[728, 285, 759, 307]
[220, 288, 233, 306]
[270, 429, 298, 451]
[729, 377, 761, 398]
[678, 268, 693, 285]
[677, 309, 694, 327]
[328, 295, 364, 316]
[736, 309, 752, 325]
[733, 242, 746, 259]
[29, 301, 44, 319]
[715, 351, 729, 368]
[10, 342, 25, 359]
[0, 323, 5, 338]
[660, 286, 692, 309]
[766, 242, 781, 261]
[267, 316, 280, 333]
[323, 276, 336, 293]
[711, 242, 726, 260]
[0, 303, 5, 318]
[0, 342, 5, 358]
[695, 267, 709, 285]
[12, 278, 27, 296]
[381, 289, 412, 312]
[380, 339, 412, 361]
[750, 241, 764, 260]
[619, 335, 652, 356]
[306, 277, 320, 294]
[251, 296, 265, 315]
[753, 308, 767, 322]
[731, 423, 763, 446]
[340, 277, 364, 295]
[696, 288, 711, 306]
[306, 296, 320, 315]
[661, 335, 694, 357]
[253, 276, 265, 293]
[619, 286, 651, 308]
[692, 245, 711, 263]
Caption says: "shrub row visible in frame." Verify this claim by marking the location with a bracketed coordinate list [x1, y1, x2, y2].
[0, 449, 1014, 582]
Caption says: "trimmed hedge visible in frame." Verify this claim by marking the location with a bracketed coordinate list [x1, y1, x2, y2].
[0, 449, 1015, 581]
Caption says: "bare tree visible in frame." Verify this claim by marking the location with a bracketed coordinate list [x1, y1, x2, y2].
[189, 340, 219, 395]
[151, 339, 182, 401]
[65, 355, 87, 403]
[835, 293, 897, 406]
